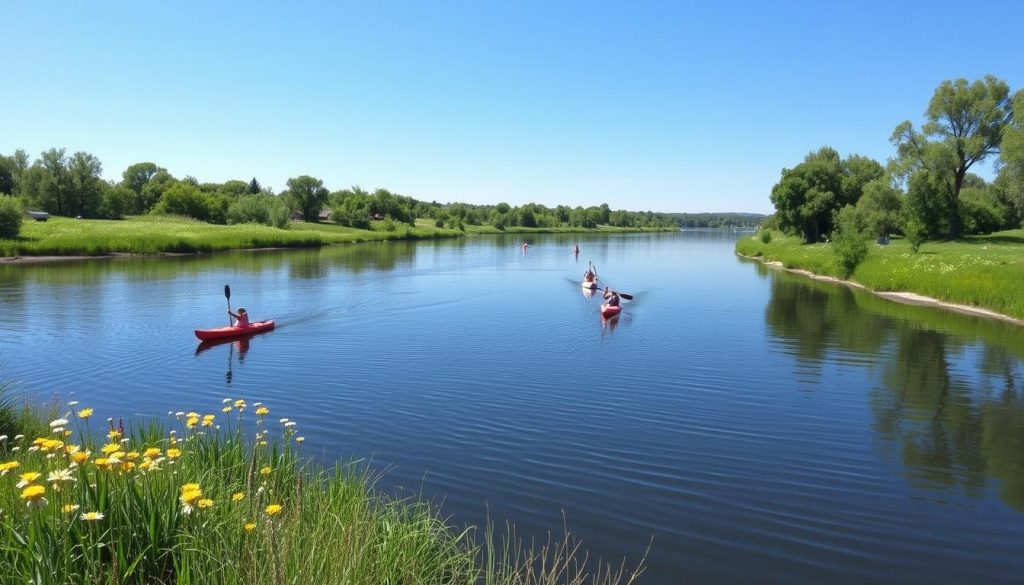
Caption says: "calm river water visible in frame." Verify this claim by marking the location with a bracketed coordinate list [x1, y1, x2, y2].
[1, 230, 1023, 584]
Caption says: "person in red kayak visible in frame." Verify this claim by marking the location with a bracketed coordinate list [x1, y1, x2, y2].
[228, 307, 251, 328]
[603, 287, 620, 307]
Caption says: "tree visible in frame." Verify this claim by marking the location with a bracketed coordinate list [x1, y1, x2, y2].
[852, 178, 903, 238]
[122, 162, 166, 204]
[248, 177, 262, 194]
[68, 151, 104, 217]
[0, 195, 22, 238]
[891, 76, 1013, 239]
[284, 176, 329, 222]
[998, 90, 1024, 221]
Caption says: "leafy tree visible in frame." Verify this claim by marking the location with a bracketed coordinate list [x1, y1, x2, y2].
[227, 194, 289, 228]
[998, 91, 1024, 222]
[122, 162, 166, 211]
[891, 75, 1013, 239]
[0, 156, 14, 194]
[852, 178, 903, 238]
[0, 196, 22, 238]
[138, 170, 177, 214]
[21, 148, 72, 215]
[284, 176, 329, 222]
[99, 185, 133, 219]
[68, 151, 103, 217]
[152, 183, 214, 220]
[248, 177, 262, 194]
[831, 206, 869, 278]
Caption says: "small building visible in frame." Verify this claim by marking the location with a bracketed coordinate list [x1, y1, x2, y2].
[26, 210, 49, 222]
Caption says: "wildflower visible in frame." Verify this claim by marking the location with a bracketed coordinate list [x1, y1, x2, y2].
[47, 468, 76, 488]
[202, 415, 215, 427]
[244, 522, 257, 531]
[232, 492, 245, 502]
[81, 511, 104, 522]
[222, 398, 232, 404]
[49, 418, 69, 428]
[284, 421, 296, 428]
[260, 466, 271, 476]
[14, 434, 24, 441]
[186, 416, 199, 429]
[255, 406, 270, 417]
[144, 447, 162, 458]
[21, 485, 47, 507]
[107, 429, 122, 440]
[0, 461, 21, 475]
[0, 435, 6, 442]
[16, 472, 42, 488]
[198, 498, 214, 509]
[186, 411, 199, 419]
[125, 451, 139, 461]
[265, 504, 282, 517]
[101, 442, 121, 455]
[63, 504, 80, 514]
[71, 451, 90, 465]
[180, 483, 203, 514]
[221, 405, 232, 413]
[279, 418, 289, 424]
[166, 448, 182, 460]
[94, 458, 111, 471]
[234, 399, 247, 410]
[295, 437, 305, 443]
[68, 401, 79, 406]
[51, 426, 64, 435]
[77, 408, 93, 419]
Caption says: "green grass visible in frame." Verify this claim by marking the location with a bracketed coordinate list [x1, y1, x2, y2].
[0, 395, 645, 585]
[0, 216, 675, 258]
[737, 229, 1024, 320]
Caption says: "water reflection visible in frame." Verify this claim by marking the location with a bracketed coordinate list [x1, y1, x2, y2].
[764, 269, 1024, 510]
[194, 335, 268, 384]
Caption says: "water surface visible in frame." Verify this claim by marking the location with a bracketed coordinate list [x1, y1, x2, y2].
[2, 231, 1023, 583]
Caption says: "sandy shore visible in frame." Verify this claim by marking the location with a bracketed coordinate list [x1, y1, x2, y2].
[745, 255, 1024, 327]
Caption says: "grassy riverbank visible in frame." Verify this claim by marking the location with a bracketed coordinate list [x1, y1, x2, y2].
[0, 215, 676, 258]
[736, 230, 1024, 320]
[0, 389, 643, 584]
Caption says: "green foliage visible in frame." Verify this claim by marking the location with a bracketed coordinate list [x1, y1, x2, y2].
[98, 185, 133, 219]
[227, 194, 290, 228]
[152, 183, 217, 221]
[959, 187, 1007, 235]
[831, 206, 869, 278]
[0, 196, 23, 238]
[853, 178, 903, 238]
[904, 218, 926, 253]
[891, 75, 1013, 239]
[760, 230, 772, 243]
[0, 156, 14, 195]
[284, 175, 329, 222]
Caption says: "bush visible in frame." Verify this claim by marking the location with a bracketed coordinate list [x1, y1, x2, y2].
[759, 230, 772, 244]
[832, 206, 868, 278]
[227, 194, 290, 228]
[0, 196, 23, 239]
[904, 218, 926, 253]
[152, 183, 214, 221]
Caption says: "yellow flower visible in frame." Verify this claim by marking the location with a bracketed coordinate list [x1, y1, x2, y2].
[21, 484, 47, 506]
[201, 415, 215, 427]
[107, 429, 122, 440]
[232, 492, 245, 502]
[260, 466, 271, 476]
[71, 451, 90, 465]
[121, 461, 136, 472]
[16, 471, 42, 488]
[81, 511, 105, 522]
[0, 461, 20, 475]
[144, 447, 162, 458]
[255, 406, 270, 417]
[186, 411, 199, 419]
[166, 448, 181, 460]
[198, 498, 214, 509]
[234, 399, 246, 409]
[265, 504, 282, 517]
[63, 503, 80, 514]
[186, 417, 199, 429]
[125, 451, 139, 461]
[244, 522, 257, 532]
[77, 408, 94, 419]
[222, 405, 233, 413]
[101, 442, 121, 455]
[94, 458, 111, 470]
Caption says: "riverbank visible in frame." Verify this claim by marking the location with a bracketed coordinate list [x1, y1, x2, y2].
[736, 229, 1024, 322]
[0, 390, 643, 584]
[0, 215, 676, 262]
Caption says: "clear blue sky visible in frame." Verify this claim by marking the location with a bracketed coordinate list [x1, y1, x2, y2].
[4, 1, 1023, 214]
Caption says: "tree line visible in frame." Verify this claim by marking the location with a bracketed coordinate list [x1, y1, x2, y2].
[0, 152, 706, 236]
[768, 75, 1024, 248]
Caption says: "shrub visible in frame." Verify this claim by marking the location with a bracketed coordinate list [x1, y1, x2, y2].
[227, 194, 290, 228]
[904, 218, 926, 253]
[832, 206, 869, 278]
[152, 183, 214, 221]
[759, 230, 772, 244]
[0, 196, 23, 239]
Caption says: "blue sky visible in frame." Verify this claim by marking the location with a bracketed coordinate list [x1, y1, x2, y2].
[4, 1, 1023, 214]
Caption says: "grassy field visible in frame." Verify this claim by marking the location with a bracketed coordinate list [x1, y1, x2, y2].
[0, 216, 676, 258]
[0, 388, 644, 584]
[736, 230, 1024, 320]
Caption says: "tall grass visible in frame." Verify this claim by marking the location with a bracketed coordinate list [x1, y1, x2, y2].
[0, 397, 645, 584]
[736, 230, 1024, 320]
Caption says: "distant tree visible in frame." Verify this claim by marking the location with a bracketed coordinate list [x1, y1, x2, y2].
[891, 75, 1013, 239]
[248, 177, 261, 194]
[68, 151, 104, 217]
[21, 148, 72, 215]
[851, 178, 903, 238]
[285, 175, 329, 222]
[139, 170, 177, 214]
[152, 183, 213, 220]
[122, 162, 165, 197]
[218, 180, 250, 199]
[0, 156, 14, 194]
[99, 184, 133, 219]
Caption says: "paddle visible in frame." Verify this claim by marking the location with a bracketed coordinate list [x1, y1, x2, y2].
[224, 284, 232, 325]
[596, 278, 633, 301]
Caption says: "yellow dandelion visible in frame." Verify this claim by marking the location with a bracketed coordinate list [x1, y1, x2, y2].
[63, 503, 80, 514]
[186, 417, 199, 429]
[21, 484, 47, 506]
[0, 461, 20, 474]
[16, 471, 42, 488]
[198, 498, 214, 509]
[125, 451, 139, 461]
[71, 451, 90, 465]
[222, 405, 233, 413]
[94, 458, 111, 470]
[234, 399, 246, 409]
[107, 429, 122, 440]
[244, 522, 257, 532]
[166, 448, 181, 460]
[100, 442, 121, 455]
[144, 447, 162, 458]
[265, 504, 282, 517]
[260, 466, 271, 476]
[232, 492, 245, 502]
[77, 408, 94, 419]
[255, 406, 269, 417]
[81, 511, 105, 522]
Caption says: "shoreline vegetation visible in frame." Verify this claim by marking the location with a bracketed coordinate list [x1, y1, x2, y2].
[0, 389, 646, 584]
[0, 215, 682, 262]
[736, 229, 1024, 324]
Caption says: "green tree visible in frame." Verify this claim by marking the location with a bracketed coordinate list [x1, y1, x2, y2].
[248, 177, 262, 194]
[0, 156, 14, 194]
[0, 196, 22, 238]
[285, 175, 329, 222]
[68, 151, 104, 218]
[152, 183, 214, 220]
[852, 178, 903, 238]
[998, 91, 1024, 222]
[100, 184, 133, 219]
[122, 162, 166, 212]
[891, 75, 1013, 239]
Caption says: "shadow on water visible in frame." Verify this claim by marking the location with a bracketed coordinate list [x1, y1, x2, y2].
[763, 267, 1024, 511]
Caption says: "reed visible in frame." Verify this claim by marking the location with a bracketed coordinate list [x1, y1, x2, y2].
[737, 230, 1024, 320]
[0, 396, 644, 584]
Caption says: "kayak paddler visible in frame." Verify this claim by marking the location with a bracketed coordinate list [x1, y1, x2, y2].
[228, 307, 251, 328]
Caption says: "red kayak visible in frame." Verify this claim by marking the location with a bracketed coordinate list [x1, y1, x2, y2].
[194, 320, 275, 341]
[600, 304, 621, 317]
